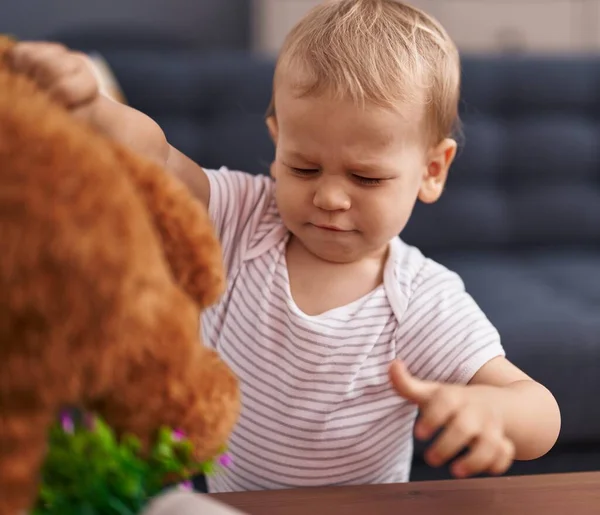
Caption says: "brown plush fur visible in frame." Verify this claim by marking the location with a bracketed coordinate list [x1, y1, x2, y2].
[0, 37, 240, 515]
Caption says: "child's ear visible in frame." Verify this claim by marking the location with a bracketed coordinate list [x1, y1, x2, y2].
[266, 116, 278, 144]
[266, 116, 279, 179]
[418, 138, 457, 204]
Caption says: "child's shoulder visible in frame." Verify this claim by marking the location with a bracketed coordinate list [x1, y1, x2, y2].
[390, 237, 467, 300]
[203, 167, 286, 265]
[203, 166, 278, 224]
[204, 166, 275, 194]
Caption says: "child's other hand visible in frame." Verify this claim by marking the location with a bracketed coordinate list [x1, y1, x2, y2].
[7, 41, 99, 116]
[389, 360, 515, 478]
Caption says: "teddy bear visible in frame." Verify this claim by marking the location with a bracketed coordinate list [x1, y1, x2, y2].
[0, 36, 240, 515]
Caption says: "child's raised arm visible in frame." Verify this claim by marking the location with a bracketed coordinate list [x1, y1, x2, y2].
[7, 41, 211, 206]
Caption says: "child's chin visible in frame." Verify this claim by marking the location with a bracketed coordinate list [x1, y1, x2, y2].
[310, 242, 365, 263]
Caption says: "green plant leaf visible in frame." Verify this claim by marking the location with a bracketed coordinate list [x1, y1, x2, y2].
[34, 412, 225, 514]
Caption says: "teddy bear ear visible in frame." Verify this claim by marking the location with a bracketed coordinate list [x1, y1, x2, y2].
[112, 145, 226, 309]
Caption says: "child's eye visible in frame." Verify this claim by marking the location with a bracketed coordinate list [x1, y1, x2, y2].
[353, 175, 382, 186]
[291, 167, 319, 176]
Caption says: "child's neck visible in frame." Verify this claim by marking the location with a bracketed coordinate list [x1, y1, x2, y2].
[285, 236, 388, 316]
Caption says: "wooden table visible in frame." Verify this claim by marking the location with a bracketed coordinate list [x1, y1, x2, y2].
[212, 472, 600, 515]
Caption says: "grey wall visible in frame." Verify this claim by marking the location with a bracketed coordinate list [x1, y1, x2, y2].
[0, 0, 250, 49]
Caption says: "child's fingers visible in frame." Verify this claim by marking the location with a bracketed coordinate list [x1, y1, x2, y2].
[48, 67, 98, 108]
[424, 410, 481, 467]
[27, 44, 70, 86]
[487, 439, 516, 476]
[9, 42, 99, 109]
[32, 53, 82, 90]
[451, 433, 513, 478]
[413, 387, 462, 441]
[9, 42, 66, 76]
[389, 360, 440, 405]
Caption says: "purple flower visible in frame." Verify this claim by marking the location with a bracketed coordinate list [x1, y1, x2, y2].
[218, 453, 233, 468]
[178, 480, 193, 492]
[60, 412, 74, 434]
[172, 429, 186, 442]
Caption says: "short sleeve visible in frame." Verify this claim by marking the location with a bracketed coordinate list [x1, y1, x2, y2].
[396, 259, 505, 385]
[205, 168, 275, 273]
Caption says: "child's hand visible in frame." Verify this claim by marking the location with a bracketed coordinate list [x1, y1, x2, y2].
[389, 360, 515, 478]
[8, 42, 99, 116]
[7, 40, 173, 170]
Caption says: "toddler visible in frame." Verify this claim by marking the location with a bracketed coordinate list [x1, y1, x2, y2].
[9, 0, 560, 493]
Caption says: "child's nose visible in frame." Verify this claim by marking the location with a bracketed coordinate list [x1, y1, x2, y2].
[313, 180, 351, 211]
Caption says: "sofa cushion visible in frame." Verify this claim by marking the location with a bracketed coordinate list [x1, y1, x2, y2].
[433, 249, 600, 444]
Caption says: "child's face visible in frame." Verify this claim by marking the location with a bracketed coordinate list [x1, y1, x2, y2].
[268, 84, 456, 264]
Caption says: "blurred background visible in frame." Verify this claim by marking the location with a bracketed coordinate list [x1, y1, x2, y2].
[3, 0, 600, 54]
[3, 0, 599, 484]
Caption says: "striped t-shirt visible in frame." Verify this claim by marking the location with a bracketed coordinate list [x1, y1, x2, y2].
[201, 167, 505, 493]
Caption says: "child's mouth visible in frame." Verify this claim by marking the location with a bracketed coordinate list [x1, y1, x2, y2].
[312, 224, 351, 232]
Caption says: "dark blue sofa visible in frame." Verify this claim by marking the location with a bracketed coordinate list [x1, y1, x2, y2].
[94, 49, 600, 481]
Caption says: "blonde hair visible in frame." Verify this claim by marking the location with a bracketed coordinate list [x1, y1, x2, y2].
[268, 0, 461, 144]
